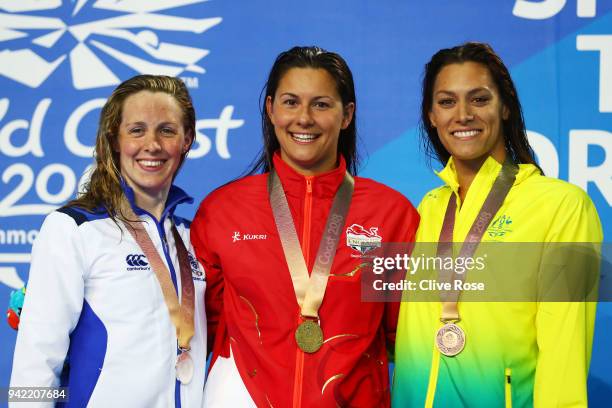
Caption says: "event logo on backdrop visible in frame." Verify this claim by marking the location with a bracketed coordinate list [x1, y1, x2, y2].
[0, 0, 244, 290]
[0, 0, 221, 89]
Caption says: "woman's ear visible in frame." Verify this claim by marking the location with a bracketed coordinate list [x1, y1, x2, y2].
[502, 104, 510, 121]
[428, 111, 437, 128]
[265, 96, 274, 125]
[341, 102, 355, 129]
[183, 130, 194, 154]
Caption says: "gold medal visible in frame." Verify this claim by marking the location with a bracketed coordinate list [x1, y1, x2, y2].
[435, 323, 466, 357]
[295, 319, 323, 353]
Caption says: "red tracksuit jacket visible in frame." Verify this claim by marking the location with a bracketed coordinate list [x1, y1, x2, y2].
[191, 153, 419, 407]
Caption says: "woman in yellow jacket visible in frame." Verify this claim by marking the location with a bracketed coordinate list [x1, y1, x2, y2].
[392, 42, 602, 407]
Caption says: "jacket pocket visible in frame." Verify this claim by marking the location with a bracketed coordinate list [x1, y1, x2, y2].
[505, 368, 513, 408]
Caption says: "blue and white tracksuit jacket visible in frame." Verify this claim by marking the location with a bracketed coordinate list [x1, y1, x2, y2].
[10, 185, 207, 408]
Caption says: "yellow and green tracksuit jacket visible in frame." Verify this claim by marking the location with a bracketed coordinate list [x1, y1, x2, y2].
[393, 156, 603, 408]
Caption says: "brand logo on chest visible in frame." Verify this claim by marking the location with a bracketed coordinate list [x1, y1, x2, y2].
[126, 254, 150, 271]
[232, 231, 268, 243]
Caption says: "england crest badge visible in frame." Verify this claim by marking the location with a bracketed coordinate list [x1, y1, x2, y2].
[346, 223, 382, 255]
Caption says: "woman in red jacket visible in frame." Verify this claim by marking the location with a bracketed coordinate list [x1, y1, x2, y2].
[191, 46, 419, 407]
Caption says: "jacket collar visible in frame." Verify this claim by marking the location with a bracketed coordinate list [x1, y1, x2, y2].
[436, 155, 541, 196]
[271, 151, 347, 199]
[121, 179, 193, 222]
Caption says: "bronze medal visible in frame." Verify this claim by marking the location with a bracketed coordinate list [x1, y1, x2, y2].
[435, 323, 466, 357]
[295, 320, 323, 353]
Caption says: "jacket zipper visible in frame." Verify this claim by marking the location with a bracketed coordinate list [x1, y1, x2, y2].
[301, 177, 313, 264]
[425, 196, 459, 408]
[292, 176, 313, 408]
[424, 346, 440, 408]
[150, 216, 182, 406]
[505, 368, 512, 408]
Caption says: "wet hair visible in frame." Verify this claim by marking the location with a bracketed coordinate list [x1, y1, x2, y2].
[67, 74, 195, 221]
[420, 42, 541, 172]
[248, 46, 359, 175]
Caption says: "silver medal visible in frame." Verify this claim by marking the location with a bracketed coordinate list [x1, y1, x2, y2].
[175, 351, 194, 384]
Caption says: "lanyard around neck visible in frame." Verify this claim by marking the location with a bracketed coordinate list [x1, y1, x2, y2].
[268, 169, 354, 319]
[437, 159, 518, 321]
[122, 205, 195, 350]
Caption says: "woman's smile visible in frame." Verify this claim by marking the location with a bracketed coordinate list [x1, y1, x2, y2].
[266, 67, 354, 175]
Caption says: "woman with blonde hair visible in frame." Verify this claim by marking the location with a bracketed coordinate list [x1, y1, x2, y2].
[11, 75, 207, 408]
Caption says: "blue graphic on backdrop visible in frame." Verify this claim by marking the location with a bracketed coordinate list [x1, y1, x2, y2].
[1, 0, 611, 403]
[0, 1, 220, 89]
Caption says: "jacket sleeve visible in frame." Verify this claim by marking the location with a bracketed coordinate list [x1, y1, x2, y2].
[384, 197, 420, 357]
[534, 191, 603, 407]
[191, 201, 224, 353]
[9, 212, 85, 396]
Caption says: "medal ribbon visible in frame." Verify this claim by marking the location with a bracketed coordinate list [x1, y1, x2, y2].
[123, 205, 195, 350]
[268, 169, 354, 319]
[437, 159, 518, 321]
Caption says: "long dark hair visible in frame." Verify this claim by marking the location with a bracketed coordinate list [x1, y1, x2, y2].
[420, 42, 542, 173]
[248, 46, 359, 175]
